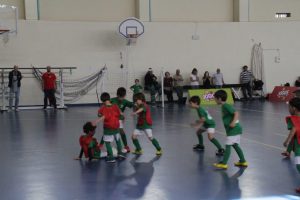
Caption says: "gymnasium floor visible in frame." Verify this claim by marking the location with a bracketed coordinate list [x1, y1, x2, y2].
[1, 101, 300, 200]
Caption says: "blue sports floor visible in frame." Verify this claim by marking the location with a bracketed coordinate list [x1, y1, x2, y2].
[1, 101, 300, 200]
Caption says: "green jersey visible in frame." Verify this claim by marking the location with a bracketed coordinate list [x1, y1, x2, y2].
[111, 97, 134, 120]
[221, 103, 242, 136]
[130, 84, 143, 94]
[287, 118, 293, 130]
[197, 107, 215, 128]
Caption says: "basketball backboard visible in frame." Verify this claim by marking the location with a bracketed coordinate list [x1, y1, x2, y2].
[119, 17, 144, 38]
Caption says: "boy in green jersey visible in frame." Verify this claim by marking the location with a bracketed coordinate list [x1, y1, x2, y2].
[213, 90, 248, 169]
[131, 93, 162, 156]
[130, 79, 143, 95]
[189, 96, 224, 156]
[111, 87, 134, 153]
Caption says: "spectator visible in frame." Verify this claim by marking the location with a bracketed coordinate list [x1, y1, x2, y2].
[212, 68, 224, 88]
[144, 68, 161, 105]
[295, 77, 300, 87]
[164, 72, 173, 103]
[173, 69, 184, 103]
[42, 66, 57, 109]
[8, 65, 22, 111]
[240, 65, 254, 100]
[202, 71, 211, 89]
[190, 68, 200, 89]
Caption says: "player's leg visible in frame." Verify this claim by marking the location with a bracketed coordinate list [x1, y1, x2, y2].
[114, 133, 126, 159]
[103, 135, 115, 163]
[119, 120, 130, 153]
[231, 136, 248, 167]
[132, 130, 143, 154]
[282, 141, 293, 158]
[207, 128, 224, 156]
[214, 136, 238, 169]
[194, 128, 205, 150]
[145, 129, 162, 155]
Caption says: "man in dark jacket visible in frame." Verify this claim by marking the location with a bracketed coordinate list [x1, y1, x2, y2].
[8, 65, 22, 111]
[144, 68, 161, 104]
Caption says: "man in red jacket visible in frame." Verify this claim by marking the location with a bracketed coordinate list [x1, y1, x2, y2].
[42, 66, 57, 109]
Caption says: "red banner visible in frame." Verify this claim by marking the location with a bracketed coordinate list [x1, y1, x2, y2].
[269, 86, 299, 102]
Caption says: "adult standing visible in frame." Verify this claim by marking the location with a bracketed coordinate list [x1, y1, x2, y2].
[8, 65, 22, 111]
[190, 68, 200, 89]
[202, 71, 211, 89]
[163, 72, 173, 102]
[295, 77, 300, 87]
[42, 66, 57, 109]
[173, 69, 184, 103]
[240, 65, 254, 100]
[212, 68, 224, 88]
[144, 68, 160, 105]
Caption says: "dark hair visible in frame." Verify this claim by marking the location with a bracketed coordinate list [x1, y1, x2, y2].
[203, 71, 209, 78]
[135, 79, 139, 82]
[133, 92, 145, 102]
[214, 90, 227, 101]
[293, 90, 300, 98]
[284, 82, 290, 87]
[100, 92, 110, 102]
[192, 68, 198, 74]
[83, 122, 96, 134]
[189, 96, 200, 105]
[117, 87, 126, 97]
[289, 97, 300, 111]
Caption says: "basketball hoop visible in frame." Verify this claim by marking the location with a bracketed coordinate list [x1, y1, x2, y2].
[0, 29, 10, 44]
[126, 34, 138, 46]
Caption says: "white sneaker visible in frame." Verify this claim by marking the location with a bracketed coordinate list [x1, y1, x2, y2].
[15, 108, 19, 112]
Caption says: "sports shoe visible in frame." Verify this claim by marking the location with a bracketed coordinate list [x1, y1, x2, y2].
[118, 153, 126, 159]
[193, 144, 205, 151]
[156, 150, 162, 156]
[132, 149, 143, 155]
[213, 162, 228, 169]
[281, 151, 290, 158]
[15, 108, 19, 112]
[216, 148, 225, 156]
[124, 146, 131, 153]
[106, 157, 116, 163]
[234, 161, 248, 167]
[295, 187, 300, 193]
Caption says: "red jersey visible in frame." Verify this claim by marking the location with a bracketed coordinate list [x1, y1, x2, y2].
[42, 72, 56, 90]
[286, 116, 300, 144]
[137, 103, 152, 128]
[98, 104, 120, 130]
[79, 135, 98, 158]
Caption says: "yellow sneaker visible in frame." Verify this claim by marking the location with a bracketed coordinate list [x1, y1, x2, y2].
[213, 163, 228, 169]
[234, 161, 248, 167]
[156, 150, 163, 156]
[132, 149, 143, 155]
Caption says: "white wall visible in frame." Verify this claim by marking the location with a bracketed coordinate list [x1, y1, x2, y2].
[39, 0, 136, 21]
[0, 0, 25, 19]
[151, 0, 234, 22]
[0, 20, 300, 105]
[250, 0, 300, 21]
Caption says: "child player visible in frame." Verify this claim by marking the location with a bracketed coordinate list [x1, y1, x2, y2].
[282, 90, 300, 158]
[131, 92, 162, 155]
[74, 119, 105, 161]
[130, 79, 143, 96]
[111, 87, 134, 153]
[189, 96, 225, 156]
[98, 92, 126, 163]
[213, 90, 248, 169]
[282, 97, 300, 192]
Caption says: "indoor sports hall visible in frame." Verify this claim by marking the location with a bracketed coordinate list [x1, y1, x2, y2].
[0, 1, 300, 200]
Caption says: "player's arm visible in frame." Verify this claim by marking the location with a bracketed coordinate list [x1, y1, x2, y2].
[284, 127, 296, 147]
[87, 148, 93, 161]
[229, 112, 239, 128]
[191, 117, 205, 128]
[91, 117, 104, 126]
[132, 107, 144, 115]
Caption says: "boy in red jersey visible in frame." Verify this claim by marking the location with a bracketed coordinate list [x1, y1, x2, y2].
[131, 93, 162, 155]
[74, 119, 106, 161]
[282, 98, 300, 192]
[98, 92, 126, 163]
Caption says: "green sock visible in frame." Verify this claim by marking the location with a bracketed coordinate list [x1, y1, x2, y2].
[210, 138, 223, 150]
[105, 142, 113, 157]
[100, 136, 104, 145]
[297, 165, 300, 173]
[151, 138, 161, 151]
[222, 145, 231, 164]
[196, 131, 204, 146]
[115, 136, 123, 154]
[233, 144, 246, 162]
[132, 138, 142, 151]
[287, 142, 293, 153]
[120, 129, 128, 146]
